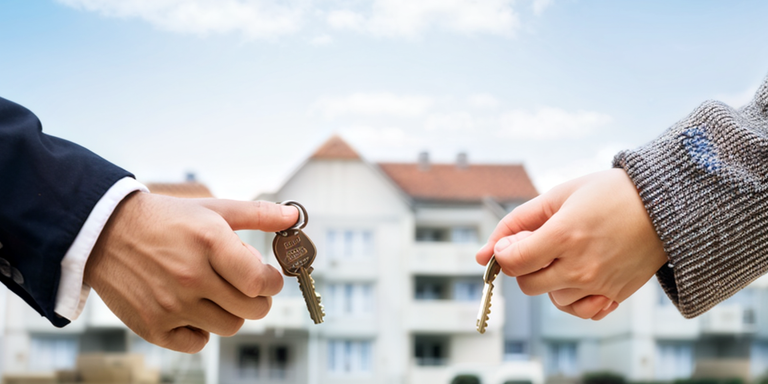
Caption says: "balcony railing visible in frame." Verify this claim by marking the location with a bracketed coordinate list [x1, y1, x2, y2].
[700, 305, 756, 334]
[408, 298, 504, 333]
[410, 243, 485, 275]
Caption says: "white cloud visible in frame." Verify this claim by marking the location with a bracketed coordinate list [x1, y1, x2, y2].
[57, 0, 533, 40]
[327, 0, 521, 38]
[498, 107, 612, 140]
[310, 93, 434, 119]
[55, 0, 306, 39]
[532, 0, 553, 16]
[327, 9, 366, 31]
[309, 34, 333, 45]
[424, 112, 475, 132]
[467, 93, 500, 109]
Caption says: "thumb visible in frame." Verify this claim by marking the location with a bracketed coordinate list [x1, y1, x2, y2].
[162, 326, 210, 354]
[196, 199, 300, 232]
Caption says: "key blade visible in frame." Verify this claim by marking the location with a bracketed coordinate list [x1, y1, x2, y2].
[297, 268, 325, 324]
[476, 281, 494, 334]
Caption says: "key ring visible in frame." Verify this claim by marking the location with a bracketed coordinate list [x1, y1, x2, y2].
[277, 200, 308, 236]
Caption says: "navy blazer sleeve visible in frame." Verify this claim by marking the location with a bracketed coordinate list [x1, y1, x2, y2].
[0, 97, 133, 327]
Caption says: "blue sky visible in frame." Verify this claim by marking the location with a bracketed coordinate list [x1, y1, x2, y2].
[2, 0, 768, 199]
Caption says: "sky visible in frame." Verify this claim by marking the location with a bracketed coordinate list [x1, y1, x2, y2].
[2, 0, 768, 200]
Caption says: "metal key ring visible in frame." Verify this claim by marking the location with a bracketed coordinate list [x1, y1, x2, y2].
[278, 200, 308, 236]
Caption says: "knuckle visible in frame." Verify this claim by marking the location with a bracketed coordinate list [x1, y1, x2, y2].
[516, 276, 536, 296]
[155, 292, 184, 315]
[243, 274, 266, 297]
[174, 266, 203, 289]
[220, 318, 244, 337]
[252, 296, 273, 320]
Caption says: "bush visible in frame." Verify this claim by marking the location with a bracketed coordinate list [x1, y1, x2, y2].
[673, 379, 743, 384]
[582, 371, 626, 384]
[451, 374, 482, 384]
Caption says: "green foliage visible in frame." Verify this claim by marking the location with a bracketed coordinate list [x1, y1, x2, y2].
[582, 371, 626, 384]
[451, 374, 482, 384]
[672, 379, 743, 384]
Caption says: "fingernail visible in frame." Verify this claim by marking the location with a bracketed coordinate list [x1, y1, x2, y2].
[603, 300, 613, 311]
[281, 205, 297, 217]
[494, 238, 512, 253]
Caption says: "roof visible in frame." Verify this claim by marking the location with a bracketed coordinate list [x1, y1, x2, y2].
[310, 135, 361, 160]
[377, 163, 538, 202]
[145, 182, 214, 198]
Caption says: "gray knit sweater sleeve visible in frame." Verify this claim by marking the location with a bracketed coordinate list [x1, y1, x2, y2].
[613, 75, 768, 318]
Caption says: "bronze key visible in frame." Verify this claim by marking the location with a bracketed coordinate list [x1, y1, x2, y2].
[272, 201, 324, 324]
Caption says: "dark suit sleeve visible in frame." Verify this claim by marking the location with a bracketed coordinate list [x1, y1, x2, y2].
[0, 97, 133, 327]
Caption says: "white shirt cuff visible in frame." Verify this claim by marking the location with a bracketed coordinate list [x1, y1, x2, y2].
[55, 177, 149, 321]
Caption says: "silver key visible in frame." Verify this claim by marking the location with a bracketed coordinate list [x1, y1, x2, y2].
[272, 201, 325, 324]
[476, 255, 501, 334]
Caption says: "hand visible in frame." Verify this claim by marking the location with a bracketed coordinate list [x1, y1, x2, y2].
[84, 192, 299, 353]
[476, 169, 668, 320]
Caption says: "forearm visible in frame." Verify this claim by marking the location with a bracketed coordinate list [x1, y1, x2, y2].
[0, 97, 133, 326]
[614, 76, 768, 318]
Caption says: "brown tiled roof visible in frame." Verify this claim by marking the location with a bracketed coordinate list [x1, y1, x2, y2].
[311, 135, 361, 160]
[377, 163, 538, 202]
[145, 182, 214, 198]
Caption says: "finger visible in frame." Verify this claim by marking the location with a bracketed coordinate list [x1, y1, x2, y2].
[494, 222, 565, 277]
[185, 299, 246, 337]
[549, 288, 585, 307]
[161, 326, 210, 354]
[476, 196, 552, 264]
[482, 231, 532, 269]
[591, 301, 619, 321]
[208, 230, 285, 298]
[205, 276, 275, 320]
[548, 294, 613, 320]
[198, 199, 300, 232]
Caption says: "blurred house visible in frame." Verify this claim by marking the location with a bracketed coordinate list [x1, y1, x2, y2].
[4, 136, 768, 384]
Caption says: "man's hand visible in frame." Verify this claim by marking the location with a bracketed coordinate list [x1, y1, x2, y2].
[476, 169, 668, 320]
[84, 192, 298, 353]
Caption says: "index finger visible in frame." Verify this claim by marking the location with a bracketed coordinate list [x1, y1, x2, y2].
[197, 199, 300, 232]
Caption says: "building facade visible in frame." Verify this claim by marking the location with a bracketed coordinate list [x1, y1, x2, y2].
[3, 136, 768, 384]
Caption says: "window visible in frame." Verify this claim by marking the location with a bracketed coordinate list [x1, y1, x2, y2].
[451, 227, 478, 243]
[416, 227, 449, 242]
[238, 345, 261, 378]
[29, 336, 79, 372]
[268, 346, 289, 379]
[414, 276, 448, 300]
[327, 229, 374, 259]
[655, 343, 692, 380]
[546, 342, 577, 377]
[453, 280, 483, 301]
[416, 226, 479, 243]
[326, 283, 375, 317]
[328, 340, 373, 374]
[414, 335, 448, 366]
[504, 340, 528, 361]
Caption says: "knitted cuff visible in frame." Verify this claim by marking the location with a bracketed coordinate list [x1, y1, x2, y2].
[613, 76, 768, 318]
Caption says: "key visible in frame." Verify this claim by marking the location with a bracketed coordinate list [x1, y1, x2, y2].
[272, 201, 325, 324]
[476, 255, 501, 334]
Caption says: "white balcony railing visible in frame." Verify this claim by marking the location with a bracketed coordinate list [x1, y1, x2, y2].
[410, 243, 485, 275]
[408, 298, 504, 333]
[700, 305, 756, 334]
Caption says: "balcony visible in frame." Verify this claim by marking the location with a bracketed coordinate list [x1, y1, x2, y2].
[410, 243, 485, 275]
[408, 299, 504, 333]
[700, 305, 756, 335]
[239, 297, 310, 334]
